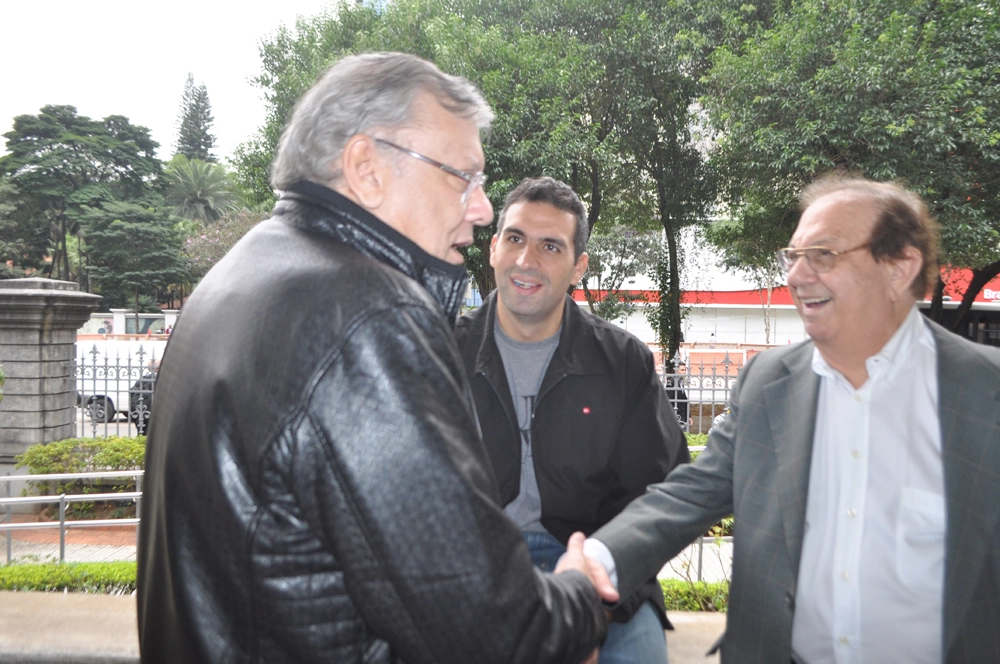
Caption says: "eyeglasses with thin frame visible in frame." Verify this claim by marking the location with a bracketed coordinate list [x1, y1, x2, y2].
[372, 138, 487, 205]
[776, 242, 870, 274]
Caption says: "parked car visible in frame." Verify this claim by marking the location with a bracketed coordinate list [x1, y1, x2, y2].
[76, 358, 158, 428]
[128, 370, 156, 434]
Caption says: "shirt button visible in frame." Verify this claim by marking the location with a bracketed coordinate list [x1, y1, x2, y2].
[853, 393, 861, 402]
[847, 508, 857, 517]
[851, 449, 859, 458]
[841, 571, 850, 580]
[839, 636, 850, 645]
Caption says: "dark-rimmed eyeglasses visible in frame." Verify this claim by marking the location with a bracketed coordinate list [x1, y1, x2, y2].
[372, 138, 487, 205]
[776, 242, 870, 274]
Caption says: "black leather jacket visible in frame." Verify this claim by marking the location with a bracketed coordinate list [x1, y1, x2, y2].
[137, 181, 606, 664]
[454, 292, 690, 626]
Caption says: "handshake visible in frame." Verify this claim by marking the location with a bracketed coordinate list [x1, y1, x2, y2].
[554, 532, 622, 664]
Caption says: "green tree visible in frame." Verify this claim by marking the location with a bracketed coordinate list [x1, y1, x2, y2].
[164, 155, 242, 223]
[0, 106, 161, 282]
[0, 176, 30, 278]
[175, 73, 217, 162]
[581, 225, 660, 322]
[84, 200, 186, 327]
[704, 0, 1000, 332]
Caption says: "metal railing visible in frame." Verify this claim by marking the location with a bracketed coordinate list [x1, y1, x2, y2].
[1, 470, 143, 564]
[75, 344, 158, 439]
[661, 366, 737, 434]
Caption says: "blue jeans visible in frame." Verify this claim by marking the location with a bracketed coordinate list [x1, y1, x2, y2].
[523, 530, 669, 664]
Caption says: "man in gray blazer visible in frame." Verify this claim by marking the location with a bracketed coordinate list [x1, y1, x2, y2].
[588, 175, 1000, 663]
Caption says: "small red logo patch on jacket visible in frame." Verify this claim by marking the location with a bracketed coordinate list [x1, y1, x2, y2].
[582, 407, 591, 414]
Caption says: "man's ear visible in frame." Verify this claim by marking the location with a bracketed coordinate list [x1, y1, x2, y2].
[488, 234, 499, 268]
[572, 251, 589, 285]
[339, 135, 387, 210]
[888, 245, 923, 300]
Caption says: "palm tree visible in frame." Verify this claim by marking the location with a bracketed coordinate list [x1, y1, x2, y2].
[165, 155, 242, 223]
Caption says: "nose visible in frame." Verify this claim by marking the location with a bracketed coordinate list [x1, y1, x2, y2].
[785, 253, 817, 288]
[465, 185, 493, 227]
[515, 241, 540, 269]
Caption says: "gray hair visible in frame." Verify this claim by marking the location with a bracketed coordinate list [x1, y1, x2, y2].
[270, 52, 494, 191]
[498, 177, 589, 258]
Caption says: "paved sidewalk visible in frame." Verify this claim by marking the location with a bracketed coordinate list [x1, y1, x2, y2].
[0, 590, 724, 664]
[1, 519, 727, 662]
[0, 591, 138, 664]
[2, 515, 137, 564]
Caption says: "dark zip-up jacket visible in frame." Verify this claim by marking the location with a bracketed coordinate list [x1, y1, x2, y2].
[137, 181, 606, 664]
[454, 292, 690, 625]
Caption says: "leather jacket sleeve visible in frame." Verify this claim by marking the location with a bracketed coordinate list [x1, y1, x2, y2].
[287, 302, 606, 664]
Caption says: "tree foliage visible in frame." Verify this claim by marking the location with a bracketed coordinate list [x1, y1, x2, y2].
[704, 0, 1000, 328]
[581, 225, 660, 322]
[0, 176, 29, 278]
[164, 155, 243, 223]
[175, 73, 217, 162]
[84, 199, 186, 317]
[0, 106, 162, 282]
[231, 0, 725, 358]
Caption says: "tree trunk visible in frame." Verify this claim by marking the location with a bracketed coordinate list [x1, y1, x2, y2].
[587, 159, 602, 236]
[581, 278, 597, 314]
[134, 286, 140, 334]
[61, 216, 70, 281]
[950, 258, 1000, 335]
[928, 276, 945, 323]
[465, 228, 496, 302]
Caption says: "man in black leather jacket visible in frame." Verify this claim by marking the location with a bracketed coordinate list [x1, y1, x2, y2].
[137, 53, 610, 664]
[454, 178, 689, 663]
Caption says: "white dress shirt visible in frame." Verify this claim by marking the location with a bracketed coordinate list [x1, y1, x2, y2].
[792, 306, 945, 664]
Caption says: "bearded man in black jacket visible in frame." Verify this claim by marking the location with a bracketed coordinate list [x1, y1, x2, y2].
[454, 178, 690, 664]
[137, 53, 612, 664]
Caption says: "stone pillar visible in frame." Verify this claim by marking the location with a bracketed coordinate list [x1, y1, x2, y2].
[0, 279, 102, 465]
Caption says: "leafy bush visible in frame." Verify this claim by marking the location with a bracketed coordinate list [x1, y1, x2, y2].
[685, 433, 708, 447]
[0, 561, 136, 594]
[14, 436, 146, 517]
[660, 578, 729, 612]
[15, 436, 145, 482]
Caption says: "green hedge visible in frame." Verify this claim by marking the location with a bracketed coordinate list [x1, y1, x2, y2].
[685, 433, 708, 447]
[14, 436, 145, 494]
[0, 561, 136, 594]
[1, 562, 728, 610]
[660, 578, 729, 612]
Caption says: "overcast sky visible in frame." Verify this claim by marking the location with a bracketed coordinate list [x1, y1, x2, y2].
[0, 0, 337, 162]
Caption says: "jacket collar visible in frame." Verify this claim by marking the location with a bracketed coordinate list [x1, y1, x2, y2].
[469, 291, 608, 383]
[275, 180, 470, 324]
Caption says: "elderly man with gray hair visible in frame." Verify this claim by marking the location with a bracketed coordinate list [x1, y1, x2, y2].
[137, 52, 612, 664]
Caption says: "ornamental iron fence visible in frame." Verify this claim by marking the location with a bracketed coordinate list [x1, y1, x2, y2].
[75, 344, 158, 439]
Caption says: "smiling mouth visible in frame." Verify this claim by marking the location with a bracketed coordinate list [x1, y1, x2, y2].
[800, 296, 831, 308]
[512, 277, 541, 291]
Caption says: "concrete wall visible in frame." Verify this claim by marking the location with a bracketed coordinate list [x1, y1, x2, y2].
[0, 279, 101, 470]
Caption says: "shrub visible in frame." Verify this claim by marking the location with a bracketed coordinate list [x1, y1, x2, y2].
[0, 561, 136, 594]
[15, 436, 145, 488]
[660, 578, 729, 612]
[14, 436, 146, 517]
[685, 432, 708, 447]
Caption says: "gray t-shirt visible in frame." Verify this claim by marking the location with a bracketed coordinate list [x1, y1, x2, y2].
[494, 321, 560, 533]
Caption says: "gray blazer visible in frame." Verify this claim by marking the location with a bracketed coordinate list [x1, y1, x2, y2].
[594, 321, 1000, 663]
